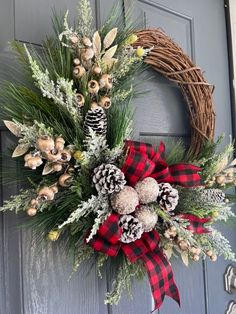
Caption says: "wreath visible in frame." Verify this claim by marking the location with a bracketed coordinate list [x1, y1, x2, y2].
[0, 1, 235, 311]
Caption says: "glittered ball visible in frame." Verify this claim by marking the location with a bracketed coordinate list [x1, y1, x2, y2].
[135, 177, 159, 204]
[135, 205, 158, 232]
[110, 186, 139, 214]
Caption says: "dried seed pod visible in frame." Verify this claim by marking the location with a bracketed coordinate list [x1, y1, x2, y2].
[92, 66, 102, 75]
[24, 153, 32, 162]
[55, 137, 65, 151]
[88, 80, 99, 94]
[99, 74, 112, 89]
[206, 250, 213, 257]
[82, 37, 92, 47]
[60, 150, 71, 162]
[58, 173, 72, 187]
[193, 254, 200, 262]
[50, 185, 58, 194]
[178, 240, 189, 251]
[70, 35, 79, 45]
[30, 199, 38, 207]
[81, 48, 94, 61]
[99, 96, 111, 109]
[36, 136, 55, 153]
[75, 93, 85, 107]
[73, 58, 80, 66]
[52, 163, 63, 172]
[26, 207, 37, 216]
[215, 175, 226, 185]
[26, 156, 43, 169]
[210, 254, 217, 262]
[45, 151, 62, 162]
[38, 187, 55, 201]
[73, 65, 86, 78]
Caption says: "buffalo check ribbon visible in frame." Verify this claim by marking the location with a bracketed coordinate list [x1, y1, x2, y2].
[121, 140, 201, 187]
[88, 213, 180, 311]
[179, 214, 211, 234]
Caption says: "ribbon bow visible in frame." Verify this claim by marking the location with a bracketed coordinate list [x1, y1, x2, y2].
[88, 213, 180, 311]
[180, 214, 211, 234]
[122, 140, 201, 187]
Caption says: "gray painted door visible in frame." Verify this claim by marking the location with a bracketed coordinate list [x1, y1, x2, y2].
[0, 0, 235, 313]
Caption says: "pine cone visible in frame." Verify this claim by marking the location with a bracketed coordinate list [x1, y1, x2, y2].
[93, 163, 126, 195]
[157, 183, 179, 211]
[119, 215, 144, 243]
[84, 106, 107, 137]
[199, 188, 226, 203]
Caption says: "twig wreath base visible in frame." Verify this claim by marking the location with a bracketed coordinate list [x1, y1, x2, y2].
[134, 29, 216, 158]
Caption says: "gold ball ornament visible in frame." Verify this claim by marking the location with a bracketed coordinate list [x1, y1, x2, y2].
[27, 207, 37, 216]
[36, 136, 55, 153]
[58, 173, 72, 187]
[88, 80, 100, 94]
[99, 96, 111, 109]
[73, 65, 86, 78]
[111, 186, 139, 215]
[38, 187, 55, 201]
[134, 177, 159, 204]
[48, 230, 60, 242]
[136, 47, 145, 58]
[135, 205, 158, 232]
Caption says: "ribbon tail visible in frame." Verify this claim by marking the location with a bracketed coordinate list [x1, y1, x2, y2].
[141, 249, 180, 311]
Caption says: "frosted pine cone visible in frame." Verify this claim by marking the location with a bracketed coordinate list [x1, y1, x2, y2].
[199, 188, 226, 203]
[119, 215, 144, 243]
[84, 106, 107, 137]
[93, 163, 126, 195]
[157, 183, 179, 211]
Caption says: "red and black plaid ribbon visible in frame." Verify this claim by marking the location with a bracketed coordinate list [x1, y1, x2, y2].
[122, 140, 201, 187]
[179, 214, 211, 234]
[88, 213, 180, 310]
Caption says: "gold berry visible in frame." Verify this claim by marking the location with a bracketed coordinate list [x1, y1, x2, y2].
[215, 175, 226, 185]
[136, 47, 145, 57]
[30, 199, 38, 207]
[58, 173, 72, 187]
[125, 34, 138, 45]
[48, 230, 60, 242]
[193, 254, 200, 262]
[210, 254, 217, 262]
[92, 66, 102, 75]
[50, 185, 59, 194]
[178, 240, 189, 251]
[82, 37, 92, 47]
[81, 48, 94, 61]
[70, 35, 79, 45]
[73, 151, 84, 161]
[73, 58, 80, 66]
[206, 250, 213, 257]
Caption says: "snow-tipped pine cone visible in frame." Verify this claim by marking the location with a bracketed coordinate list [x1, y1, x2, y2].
[157, 183, 179, 211]
[93, 163, 126, 195]
[119, 215, 144, 243]
[84, 106, 107, 137]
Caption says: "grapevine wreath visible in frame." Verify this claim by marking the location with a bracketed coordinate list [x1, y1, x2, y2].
[0, 0, 236, 311]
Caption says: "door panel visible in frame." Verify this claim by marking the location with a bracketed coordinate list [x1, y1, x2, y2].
[0, 0, 235, 314]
